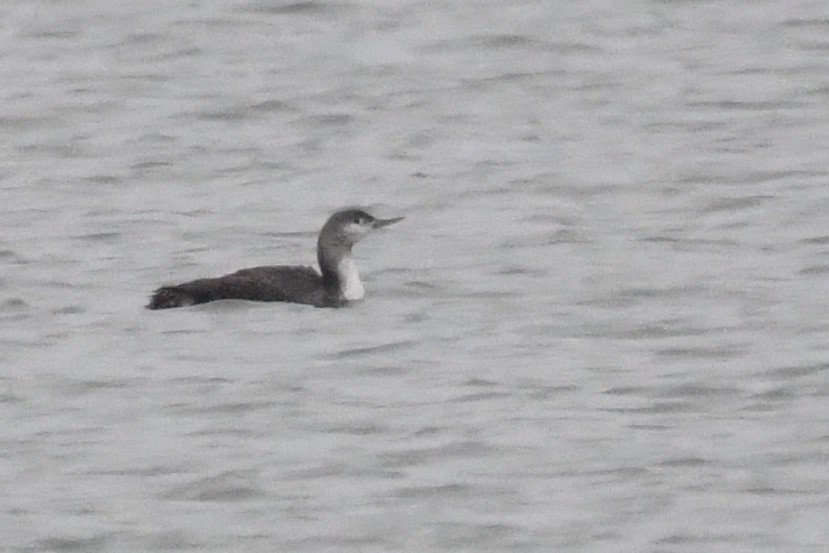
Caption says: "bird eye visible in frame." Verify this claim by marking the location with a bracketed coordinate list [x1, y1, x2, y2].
[354, 215, 363, 224]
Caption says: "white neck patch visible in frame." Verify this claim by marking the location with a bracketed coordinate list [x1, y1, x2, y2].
[337, 257, 365, 301]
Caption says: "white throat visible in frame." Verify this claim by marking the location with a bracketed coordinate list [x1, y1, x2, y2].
[337, 256, 365, 301]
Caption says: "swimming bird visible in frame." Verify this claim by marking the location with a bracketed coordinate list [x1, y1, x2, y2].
[146, 208, 403, 310]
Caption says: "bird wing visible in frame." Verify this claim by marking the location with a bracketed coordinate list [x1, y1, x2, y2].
[148, 265, 327, 309]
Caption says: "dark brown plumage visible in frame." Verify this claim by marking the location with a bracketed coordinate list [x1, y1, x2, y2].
[147, 266, 332, 309]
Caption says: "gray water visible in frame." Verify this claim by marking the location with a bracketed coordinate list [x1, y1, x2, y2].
[2, 1, 829, 551]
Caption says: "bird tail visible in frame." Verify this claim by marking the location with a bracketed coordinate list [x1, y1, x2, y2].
[146, 286, 197, 310]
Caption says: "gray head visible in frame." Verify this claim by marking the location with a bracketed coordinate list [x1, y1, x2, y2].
[316, 208, 403, 300]
[319, 208, 404, 248]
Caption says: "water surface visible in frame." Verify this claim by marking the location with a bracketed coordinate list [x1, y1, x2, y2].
[2, 1, 828, 551]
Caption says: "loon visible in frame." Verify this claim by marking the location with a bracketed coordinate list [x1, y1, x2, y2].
[147, 208, 403, 310]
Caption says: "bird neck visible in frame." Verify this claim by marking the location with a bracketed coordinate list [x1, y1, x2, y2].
[318, 241, 365, 301]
